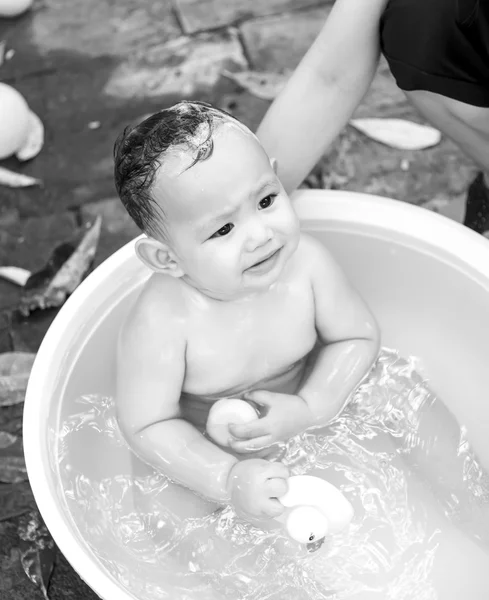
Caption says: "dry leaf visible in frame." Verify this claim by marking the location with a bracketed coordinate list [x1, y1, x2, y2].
[222, 69, 289, 101]
[349, 118, 442, 150]
[0, 431, 17, 449]
[19, 216, 102, 316]
[0, 266, 31, 286]
[16, 111, 44, 162]
[0, 480, 35, 521]
[136, 112, 154, 124]
[0, 165, 42, 188]
[0, 455, 27, 483]
[18, 242, 74, 309]
[0, 352, 36, 406]
[19, 510, 57, 600]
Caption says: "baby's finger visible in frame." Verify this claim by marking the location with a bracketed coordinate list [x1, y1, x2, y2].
[229, 419, 269, 440]
[245, 390, 277, 407]
[229, 434, 273, 453]
[265, 461, 290, 481]
[262, 498, 285, 518]
[265, 476, 289, 499]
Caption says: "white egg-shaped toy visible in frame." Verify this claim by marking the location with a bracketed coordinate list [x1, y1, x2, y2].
[0, 0, 33, 17]
[206, 398, 258, 447]
[276, 475, 354, 545]
[0, 83, 30, 159]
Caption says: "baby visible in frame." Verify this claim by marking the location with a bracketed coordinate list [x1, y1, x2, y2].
[113, 101, 380, 523]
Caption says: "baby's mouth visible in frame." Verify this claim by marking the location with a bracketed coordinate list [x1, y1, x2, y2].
[246, 248, 281, 271]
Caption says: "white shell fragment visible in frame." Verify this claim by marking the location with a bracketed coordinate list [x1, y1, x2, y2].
[349, 118, 442, 150]
[222, 69, 289, 101]
[0, 165, 42, 188]
[0, 0, 33, 18]
[16, 110, 45, 161]
[0, 266, 31, 286]
[0, 82, 30, 160]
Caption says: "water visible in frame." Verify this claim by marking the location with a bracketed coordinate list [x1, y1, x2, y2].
[57, 349, 489, 599]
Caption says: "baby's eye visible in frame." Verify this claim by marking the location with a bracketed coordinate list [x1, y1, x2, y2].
[211, 223, 234, 238]
[258, 194, 276, 210]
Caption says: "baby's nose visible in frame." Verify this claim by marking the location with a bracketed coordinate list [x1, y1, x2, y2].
[246, 219, 273, 252]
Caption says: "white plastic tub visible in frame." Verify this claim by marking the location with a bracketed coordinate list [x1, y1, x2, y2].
[23, 190, 489, 600]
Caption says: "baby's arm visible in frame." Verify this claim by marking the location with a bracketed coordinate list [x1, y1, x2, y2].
[296, 236, 380, 424]
[116, 286, 288, 518]
[116, 298, 237, 504]
[256, 0, 388, 194]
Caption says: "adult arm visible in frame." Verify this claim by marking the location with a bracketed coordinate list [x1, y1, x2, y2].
[256, 0, 388, 194]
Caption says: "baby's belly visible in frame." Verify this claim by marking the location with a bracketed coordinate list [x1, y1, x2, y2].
[180, 357, 308, 432]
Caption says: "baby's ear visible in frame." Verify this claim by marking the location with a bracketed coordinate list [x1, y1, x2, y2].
[135, 237, 184, 278]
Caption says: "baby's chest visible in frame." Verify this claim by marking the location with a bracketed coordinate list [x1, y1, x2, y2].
[184, 291, 316, 391]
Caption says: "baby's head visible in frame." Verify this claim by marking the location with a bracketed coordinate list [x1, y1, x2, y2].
[114, 101, 300, 299]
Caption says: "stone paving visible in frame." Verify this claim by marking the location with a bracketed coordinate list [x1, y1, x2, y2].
[0, 0, 476, 598]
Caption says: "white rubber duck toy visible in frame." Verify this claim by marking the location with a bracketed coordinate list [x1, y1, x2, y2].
[206, 398, 354, 548]
[275, 475, 354, 549]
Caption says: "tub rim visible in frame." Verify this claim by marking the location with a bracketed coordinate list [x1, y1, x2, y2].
[23, 189, 489, 600]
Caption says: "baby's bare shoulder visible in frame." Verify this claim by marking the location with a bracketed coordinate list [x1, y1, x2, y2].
[294, 232, 337, 272]
[120, 274, 188, 348]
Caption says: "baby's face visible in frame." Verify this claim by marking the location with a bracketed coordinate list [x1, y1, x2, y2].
[153, 123, 300, 299]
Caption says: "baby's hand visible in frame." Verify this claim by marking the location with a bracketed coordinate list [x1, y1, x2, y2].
[229, 391, 313, 453]
[228, 459, 289, 520]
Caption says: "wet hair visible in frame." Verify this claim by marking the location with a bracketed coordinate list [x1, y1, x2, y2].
[113, 100, 239, 238]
